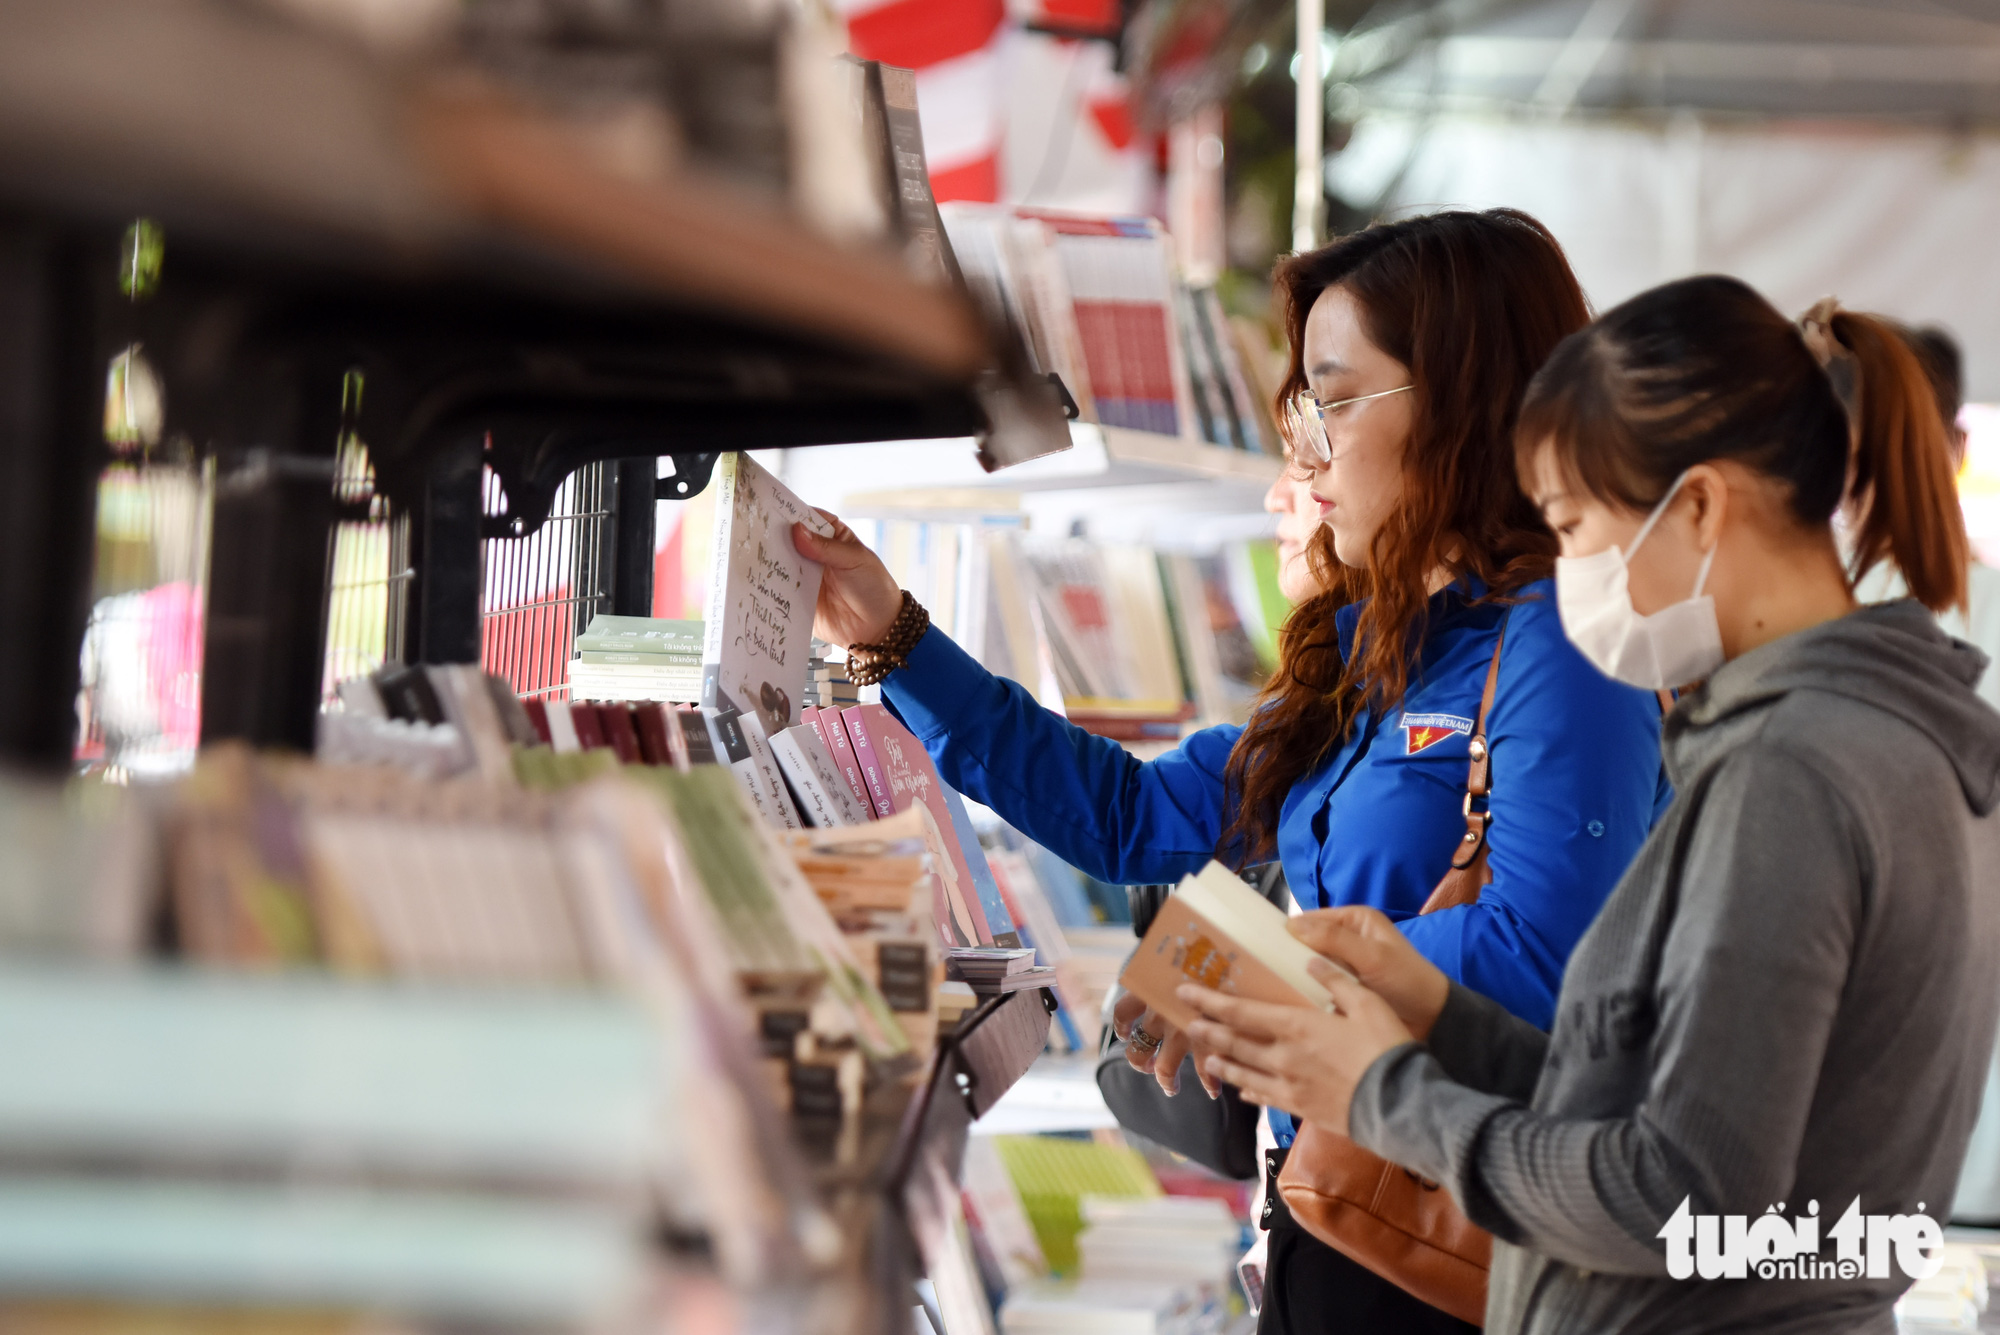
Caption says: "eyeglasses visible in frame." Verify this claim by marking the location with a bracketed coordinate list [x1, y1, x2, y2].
[1281, 384, 1415, 465]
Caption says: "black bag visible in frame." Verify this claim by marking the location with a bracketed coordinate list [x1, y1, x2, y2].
[1090, 867, 1290, 1182]
[1095, 1043, 1262, 1180]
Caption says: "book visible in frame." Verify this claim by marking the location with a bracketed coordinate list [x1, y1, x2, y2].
[1119, 861, 1349, 1031]
[568, 668, 704, 705]
[573, 615, 703, 655]
[482, 674, 542, 748]
[572, 663, 706, 682]
[704, 706, 802, 830]
[1023, 212, 1192, 438]
[941, 786, 1020, 949]
[372, 664, 444, 726]
[422, 665, 515, 781]
[843, 704, 994, 946]
[701, 452, 835, 740]
[633, 703, 674, 766]
[840, 706, 897, 820]
[808, 705, 875, 815]
[858, 61, 960, 289]
[954, 965, 1056, 995]
[543, 700, 580, 753]
[575, 650, 704, 667]
[768, 726, 846, 828]
[780, 807, 934, 916]
[945, 946, 1035, 980]
[568, 703, 608, 752]
[598, 703, 642, 766]
[336, 675, 388, 719]
[520, 699, 553, 747]
[769, 724, 869, 827]
[672, 708, 717, 767]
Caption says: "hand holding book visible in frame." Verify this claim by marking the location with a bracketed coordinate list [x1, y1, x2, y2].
[1111, 992, 1221, 1099]
[1288, 906, 1451, 1042]
[792, 510, 905, 648]
[1177, 970, 1414, 1134]
[1174, 906, 1451, 1132]
[1118, 865, 1446, 1127]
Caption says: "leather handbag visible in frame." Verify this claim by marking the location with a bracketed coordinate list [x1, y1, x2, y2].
[1275, 623, 1510, 1327]
[1095, 1045, 1263, 1180]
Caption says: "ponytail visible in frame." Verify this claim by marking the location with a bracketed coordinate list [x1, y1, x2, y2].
[1834, 311, 1969, 614]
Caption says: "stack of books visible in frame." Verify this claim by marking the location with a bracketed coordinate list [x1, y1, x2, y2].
[805, 641, 862, 711]
[568, 616, 703, 703]
[946, 945, 1054, 994]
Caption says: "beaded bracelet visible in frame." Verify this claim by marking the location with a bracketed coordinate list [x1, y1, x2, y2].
[847, 591, 930, 685]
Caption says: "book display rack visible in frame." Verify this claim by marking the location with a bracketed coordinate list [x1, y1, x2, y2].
[0, 3, 1065, 1333]
[0, 2, 1298, 1331]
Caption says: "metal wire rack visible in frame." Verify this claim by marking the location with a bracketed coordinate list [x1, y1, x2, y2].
[480, 461, 615, 700]
[320, 429, 411, 703]
[75, 454, 213, 778]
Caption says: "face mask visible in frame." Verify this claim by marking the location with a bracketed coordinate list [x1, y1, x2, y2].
[1555, 471, 1724, 690]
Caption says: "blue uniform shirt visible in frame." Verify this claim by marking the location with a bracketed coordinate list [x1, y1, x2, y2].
[883, 577, 1669, 1130]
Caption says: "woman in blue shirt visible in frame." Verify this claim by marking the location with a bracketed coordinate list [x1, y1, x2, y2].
[798, 210, 1668, 1334]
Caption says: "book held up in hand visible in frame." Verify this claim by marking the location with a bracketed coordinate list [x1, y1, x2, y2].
[702, 452, 834, 740]
[1118, 862, 1352, 1031]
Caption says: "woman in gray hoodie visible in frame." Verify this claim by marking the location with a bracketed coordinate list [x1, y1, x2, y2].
[1176, 275, 2000, 1333]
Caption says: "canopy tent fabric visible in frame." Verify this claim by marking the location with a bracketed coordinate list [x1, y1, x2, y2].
[1330, 111, 2000, 399]
[1315, 0, 2000, 395]
[1340, 0, 2000, 120]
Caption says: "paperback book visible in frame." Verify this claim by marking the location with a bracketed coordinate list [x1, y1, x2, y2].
[769, 723, 870, 827]
[841, 704, 1001, 948]
[703, 452, 834, 739]
[1119, 861, 1350, 1031]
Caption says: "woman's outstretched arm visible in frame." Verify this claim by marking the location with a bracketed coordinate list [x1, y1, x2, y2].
[797, 515, 1237, 886]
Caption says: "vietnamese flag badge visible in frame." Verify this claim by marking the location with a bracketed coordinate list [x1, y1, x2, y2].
[1400, 712, 1473, 755]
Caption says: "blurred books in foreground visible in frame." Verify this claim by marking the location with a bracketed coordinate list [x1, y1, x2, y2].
[953, 1132, 1245, 1335]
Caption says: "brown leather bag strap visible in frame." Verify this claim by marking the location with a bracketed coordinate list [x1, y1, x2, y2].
[1448, 618, 1509, 873]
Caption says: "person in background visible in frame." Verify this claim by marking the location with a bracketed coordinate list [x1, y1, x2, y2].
[800, 209, 1669, 1334]
[1868, 332, 2000, 1229]
[1179, 277, 2000, 1334]
[1846, 322, 2000, 711]
[1268, 448, 1331, 602]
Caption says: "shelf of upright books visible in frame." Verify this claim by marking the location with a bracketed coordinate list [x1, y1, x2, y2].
[8, 2, 1295, 1318]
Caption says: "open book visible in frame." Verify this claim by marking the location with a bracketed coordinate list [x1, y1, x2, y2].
[1118, 862, 1350, 1030]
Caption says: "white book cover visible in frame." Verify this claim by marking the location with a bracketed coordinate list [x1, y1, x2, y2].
[702, 452, 834, 739]
[768, 727, 844, 828]
[773, 724, 868, 827]
[736, 709, 803, 831]
[704, 707, 802, 831]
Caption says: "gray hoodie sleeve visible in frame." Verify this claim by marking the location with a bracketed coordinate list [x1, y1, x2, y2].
[1423, 981, 1549, 1098]
[1348, 744, 1865, 1274]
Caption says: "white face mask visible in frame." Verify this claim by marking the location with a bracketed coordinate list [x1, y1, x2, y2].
[1555, 471, 1724, 690]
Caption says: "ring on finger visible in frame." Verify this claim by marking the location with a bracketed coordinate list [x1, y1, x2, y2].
[1129, 1025, 1161, 1053]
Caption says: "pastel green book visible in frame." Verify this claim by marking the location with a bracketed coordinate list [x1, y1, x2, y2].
[574, 650, 703, 667]
[990, 1135, 1160, 1275]
[574, 617, 703, 655]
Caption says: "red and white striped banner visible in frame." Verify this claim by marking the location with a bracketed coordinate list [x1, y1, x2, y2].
[838, 0, 1154, 212]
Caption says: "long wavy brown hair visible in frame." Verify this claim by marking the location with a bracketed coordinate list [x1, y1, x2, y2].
[1222, 210, 1591, 866]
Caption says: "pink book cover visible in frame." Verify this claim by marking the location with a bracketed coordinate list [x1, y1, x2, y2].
[840, 705, 898, 819]
[846, 704, 994, 945]
[813, 704, 876, 816]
